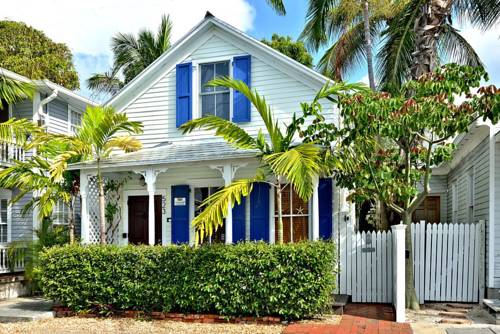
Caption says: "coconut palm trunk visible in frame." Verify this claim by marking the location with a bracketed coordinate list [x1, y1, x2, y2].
[68, 197, 75, 244]
[411, 0, 453, 79]
[363, 0, 376, 90]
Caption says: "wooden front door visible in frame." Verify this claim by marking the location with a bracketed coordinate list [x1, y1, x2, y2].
[412, 196, 440, 223]
[275, 184, 309, 243]
[128, 195, 162, 245]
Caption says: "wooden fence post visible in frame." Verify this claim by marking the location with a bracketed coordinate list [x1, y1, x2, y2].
[392, 224, 406, 323]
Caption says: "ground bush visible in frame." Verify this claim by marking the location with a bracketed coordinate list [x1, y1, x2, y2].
[39, 241, 336, 319]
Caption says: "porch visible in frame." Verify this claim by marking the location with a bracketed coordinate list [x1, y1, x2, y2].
[76, 142, 342, 245]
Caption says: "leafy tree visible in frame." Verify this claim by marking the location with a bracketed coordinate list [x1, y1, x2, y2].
[0, 21, 79, 90]
[261, 34, 314, 68]
[181, 77, 360, 244]
[51, 106, 143, 244]
[297, 64, 500, 309]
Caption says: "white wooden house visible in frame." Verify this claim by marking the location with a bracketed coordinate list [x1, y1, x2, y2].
[72, 13, 354, 247]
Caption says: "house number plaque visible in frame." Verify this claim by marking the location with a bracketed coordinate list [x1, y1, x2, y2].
[174, 197, 186, 206]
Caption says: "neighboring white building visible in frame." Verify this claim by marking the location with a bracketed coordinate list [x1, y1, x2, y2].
[0, 67, 96, 246]
[72, 13, 352, 247]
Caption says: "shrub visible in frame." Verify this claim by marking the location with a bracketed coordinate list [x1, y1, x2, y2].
[39, 241, 336, 319]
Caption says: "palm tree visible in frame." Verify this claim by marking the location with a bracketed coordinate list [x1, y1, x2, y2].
[0, 155, 79, 243]
[180, 77, 360, 244]
[51, 106, 143, 244]
[379, 0, 499, 89]
[112, 14, 173, 84]
[87, 14, 173, 96]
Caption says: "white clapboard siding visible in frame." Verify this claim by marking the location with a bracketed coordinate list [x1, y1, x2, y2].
[412, 221, 484, 303]
[337, 221, 394, 303]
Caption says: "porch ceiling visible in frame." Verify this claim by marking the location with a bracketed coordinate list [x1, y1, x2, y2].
[69, 141, 259, 170]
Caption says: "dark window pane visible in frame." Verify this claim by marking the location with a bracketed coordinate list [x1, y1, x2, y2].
[215, 62, 230, 91]
[200, 64, 214, 93]
[216, 93, 230, 120]
[202, 94, 215, 117]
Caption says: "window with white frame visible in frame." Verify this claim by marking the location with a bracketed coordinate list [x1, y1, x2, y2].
[200, 61, 230, 120]
[52, 201, 69, 225]
[451, 181, 458, 223]
[0, 198, 8, 243]
[68, 108, 82, 134]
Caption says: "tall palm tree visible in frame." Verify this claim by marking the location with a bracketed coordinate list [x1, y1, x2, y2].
[180, 77, 360, 244]
[113, 14, 173, 84]
[51, 106, 143, 244]
[87, 14, 173, 97]
[379, 0, 499, 89]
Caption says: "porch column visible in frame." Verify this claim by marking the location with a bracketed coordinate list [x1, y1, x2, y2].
[80, 172, 90, 244]
[210, 163, 246, 244]
[312, 176, 320, 241]
[136, 168, 167, 245]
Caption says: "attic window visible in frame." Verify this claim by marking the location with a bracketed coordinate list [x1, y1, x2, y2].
[200, 61, 230, 120]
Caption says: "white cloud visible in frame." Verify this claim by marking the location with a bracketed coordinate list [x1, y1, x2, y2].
[456, 23, 500, 85]
[1, 0, 255, 56]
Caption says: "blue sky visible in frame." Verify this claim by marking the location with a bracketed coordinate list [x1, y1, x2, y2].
[2, 0, 499, 101]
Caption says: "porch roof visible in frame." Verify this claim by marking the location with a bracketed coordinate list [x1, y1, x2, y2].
[69, 141, 258, 171]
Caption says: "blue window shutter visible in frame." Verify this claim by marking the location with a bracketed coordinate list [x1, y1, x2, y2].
[319, 178, 333, 239]
[250, 182, 270, 241]
[232, 197, 246, 243]
[171, 185, 190, 243]
[176, 63, 192, 127]
[232, 55, 251, 123]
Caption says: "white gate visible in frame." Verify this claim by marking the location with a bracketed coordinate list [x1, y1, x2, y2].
[412, 221, 484, 303]
[336, 221, 394, 303]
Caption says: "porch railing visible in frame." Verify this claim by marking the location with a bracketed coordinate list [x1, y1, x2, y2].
[0, 245, 26, 274]
[0, 141, 25, 165]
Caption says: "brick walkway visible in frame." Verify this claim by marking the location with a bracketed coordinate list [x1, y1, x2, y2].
[284, 304, 413, 334]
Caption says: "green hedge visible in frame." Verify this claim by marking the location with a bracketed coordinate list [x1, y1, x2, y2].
[39, 241, 336, 319]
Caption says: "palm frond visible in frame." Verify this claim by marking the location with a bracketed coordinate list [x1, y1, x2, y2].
[0, 73, 35, 105]
[207, 77, 284, 152]
[264, 143, 324, 200]
[377, 0, 423, 90]
[317, 18, 383, 80]
[266, 0, 286, 15]
[180, 115, 258, 150]
[156, 14, 173, 56]
[104, 136, 142, 153]
[452, 0, 500, 30]
[0, 118, 43, 147]
[191, 177, 265, 244]
[300, 0, 339, 51]
[438, 24, 483, 67]
[86, 67, 124, 96]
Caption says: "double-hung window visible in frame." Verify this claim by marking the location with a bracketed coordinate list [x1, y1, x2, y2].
[200, 61, 230, 120]
[53, 201, 69, 225]
[69, 108, 82, 135]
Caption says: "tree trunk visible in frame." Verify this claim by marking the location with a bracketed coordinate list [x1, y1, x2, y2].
[363, 0, 376, 90]
[68, 197, 75, 244]
[97, 159, 106, 244]
[411, 0, 453, 80]
[276, 182, 283, 244]
[403, 211, 419, 310]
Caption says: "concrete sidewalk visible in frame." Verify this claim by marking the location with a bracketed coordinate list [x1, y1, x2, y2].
[0, 297, 54, 322]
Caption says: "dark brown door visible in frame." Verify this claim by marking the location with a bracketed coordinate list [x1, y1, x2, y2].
[413, 196, 440, 223]
[0, 100, 9, 123]
[128, 195, 163, 245]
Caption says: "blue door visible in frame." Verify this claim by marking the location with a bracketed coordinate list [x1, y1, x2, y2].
[250, 182, 270, 241]
[171, 185, 190, 243]
[319, 178, 333, 239]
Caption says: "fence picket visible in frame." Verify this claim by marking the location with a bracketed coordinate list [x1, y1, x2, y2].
[472, 222, 481, 302]
[425, 223, 432, 300]
[440, 223, 449, 301]
[435, 224, 443, 300]
[377, 231, 382, 302]
[446, 223, 453, 301]
[467, 224, 475, 302]
[346, 222, 352, 295]
[355, 231, 362, 302]
[381, 232, 387, 302]
[457, 224, 465, 301]
[361, 232, 367, 303]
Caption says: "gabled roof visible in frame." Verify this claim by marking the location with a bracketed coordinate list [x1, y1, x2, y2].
[106, 12, 332, 112]
[0, 67, 97, 109]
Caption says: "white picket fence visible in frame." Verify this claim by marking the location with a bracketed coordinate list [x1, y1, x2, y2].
[336, 220, 485, 306]
[412, 221, 484, 303]
[336, 221, 394, 303]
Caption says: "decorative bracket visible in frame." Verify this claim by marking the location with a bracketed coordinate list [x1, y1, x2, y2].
[133, 168, 168, 193]
[210, 163, 248, 184]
